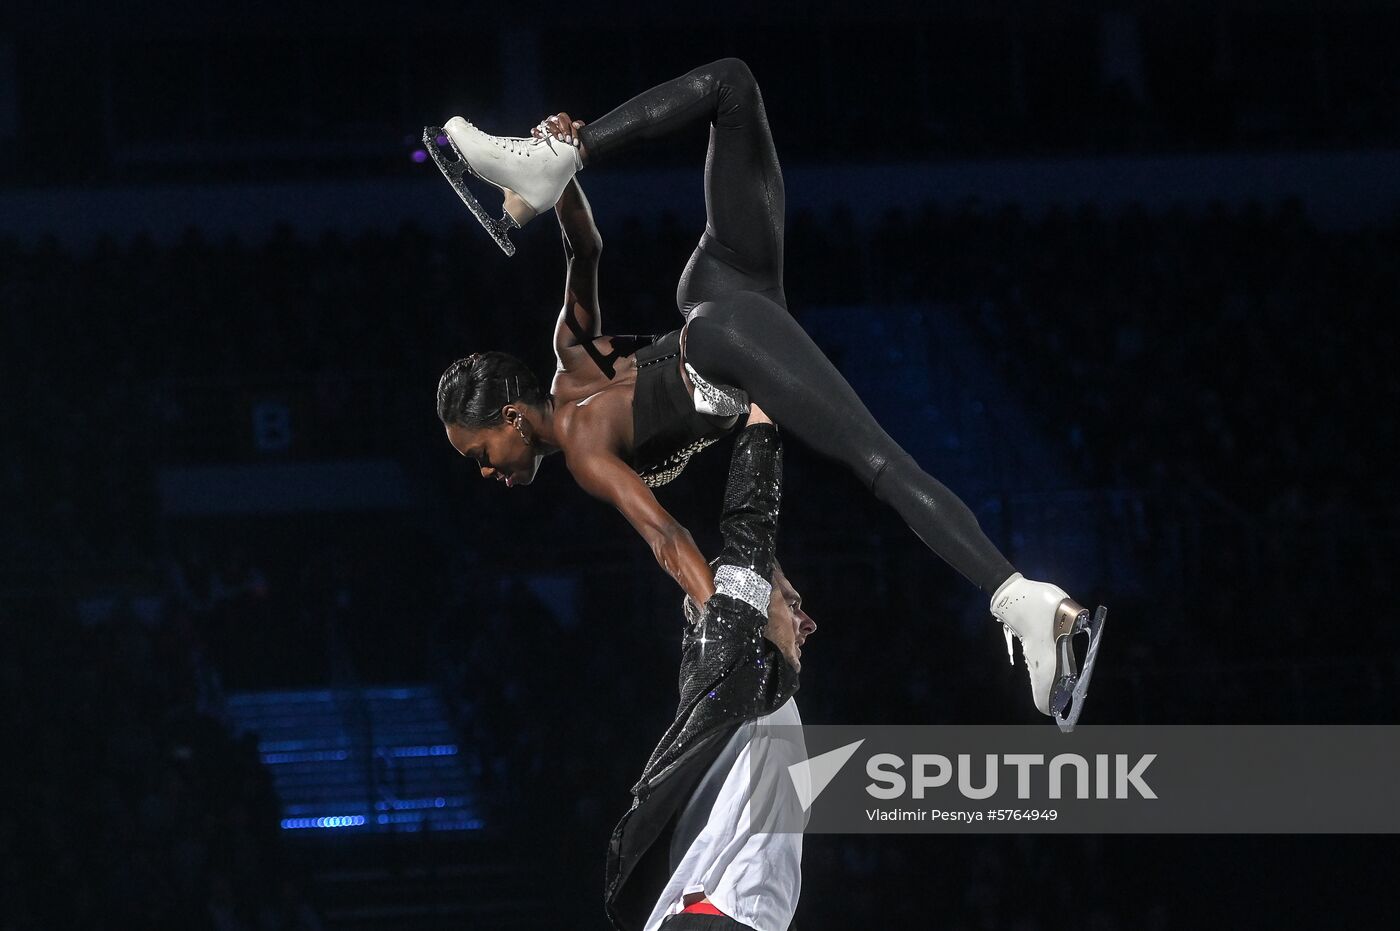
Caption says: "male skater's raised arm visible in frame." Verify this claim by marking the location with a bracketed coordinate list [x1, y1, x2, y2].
[606, 406, 817, 931]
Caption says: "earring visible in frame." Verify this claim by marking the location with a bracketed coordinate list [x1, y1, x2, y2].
[514, 418, 532, 446]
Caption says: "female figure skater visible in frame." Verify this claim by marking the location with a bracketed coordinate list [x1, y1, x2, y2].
[431, 59, 1103, 727]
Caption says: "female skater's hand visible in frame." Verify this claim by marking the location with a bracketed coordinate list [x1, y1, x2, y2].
[531, 112, 585, 148]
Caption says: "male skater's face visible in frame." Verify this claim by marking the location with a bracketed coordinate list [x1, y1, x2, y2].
[767, 565, 817, 672]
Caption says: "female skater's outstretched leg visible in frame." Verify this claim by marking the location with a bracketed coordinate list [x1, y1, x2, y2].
[580, 58, 786, 314]
[584, 60, 1016, 594]
[682, 292, 1016, 594]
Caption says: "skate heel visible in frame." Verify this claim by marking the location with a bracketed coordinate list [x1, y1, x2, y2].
[1048, 604, 1108, 733]
[1052, 598, 1090, 684]
[501, 189, 537, 227]
[1054, 598, 1090, 642]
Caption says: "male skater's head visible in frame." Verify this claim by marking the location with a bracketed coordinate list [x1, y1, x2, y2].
[685, 559, 817, 671]
[766, 563, 817, 672]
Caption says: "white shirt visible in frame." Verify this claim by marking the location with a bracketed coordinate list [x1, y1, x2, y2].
[642, 698, 806, 931]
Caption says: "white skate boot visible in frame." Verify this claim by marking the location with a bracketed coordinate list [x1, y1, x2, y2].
[991, 573, 1107, 732]
[423, 117, 582, 256]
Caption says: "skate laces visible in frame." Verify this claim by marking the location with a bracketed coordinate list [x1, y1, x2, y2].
[1000, 621, 1016, 665]
[488, 133, 551, 157]
[461, 119, 563, 159]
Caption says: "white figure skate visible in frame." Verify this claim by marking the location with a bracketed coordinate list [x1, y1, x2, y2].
[991, 573, 1107, 732]
[423, 117, 581, 256]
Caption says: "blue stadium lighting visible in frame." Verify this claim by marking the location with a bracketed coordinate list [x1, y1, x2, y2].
[373, 796, 467, 811]
[279, 814, 368, 831]
[258, 739, 349, 752]
[261, 749, 351, 764]
[383, 744, 458, 758]
[323, 810, 486, 831]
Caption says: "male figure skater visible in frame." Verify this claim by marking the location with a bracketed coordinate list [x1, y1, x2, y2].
[605, 406, 817, 931]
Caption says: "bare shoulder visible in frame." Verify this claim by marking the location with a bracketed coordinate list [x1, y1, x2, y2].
[555, 387, 634, 465]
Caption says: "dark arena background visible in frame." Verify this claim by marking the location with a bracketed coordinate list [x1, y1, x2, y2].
[2, 1, 1397, 928]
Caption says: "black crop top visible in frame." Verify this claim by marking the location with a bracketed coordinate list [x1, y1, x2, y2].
[628, 329, 736, 487]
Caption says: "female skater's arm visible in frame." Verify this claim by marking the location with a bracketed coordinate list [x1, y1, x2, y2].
[534, 111, 603, 357]
[566, 450, 717, 604]
[552, 177, 602, 356]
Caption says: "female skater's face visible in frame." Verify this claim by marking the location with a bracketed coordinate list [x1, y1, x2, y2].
[444, 421, 542, 488]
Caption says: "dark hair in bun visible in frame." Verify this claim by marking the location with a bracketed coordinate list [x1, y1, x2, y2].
[436, 352, 546, 428]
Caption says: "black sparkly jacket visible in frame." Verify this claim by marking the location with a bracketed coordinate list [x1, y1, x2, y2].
[604, 423, 800, 931]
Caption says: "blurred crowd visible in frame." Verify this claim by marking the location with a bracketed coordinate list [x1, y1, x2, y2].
[5, 196, 1392, 520]
[3, 195, 1396, 927]
[0, 598, 321, 930]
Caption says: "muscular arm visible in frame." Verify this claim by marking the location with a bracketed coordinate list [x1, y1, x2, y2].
[566, 448, 717, 604]
[553, 179, 603, 358]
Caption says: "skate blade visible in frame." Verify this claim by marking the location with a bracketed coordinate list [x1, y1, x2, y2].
[1050, 605, 1107, 733]
[423, 125, 521, 257]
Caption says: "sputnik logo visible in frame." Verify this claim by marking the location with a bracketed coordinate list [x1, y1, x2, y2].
[787, 739, 865, 812]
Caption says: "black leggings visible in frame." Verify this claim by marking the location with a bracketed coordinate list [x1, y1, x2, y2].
[581, 59, 1016, 594]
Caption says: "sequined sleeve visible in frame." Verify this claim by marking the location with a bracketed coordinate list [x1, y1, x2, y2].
[711, 423, 782, 598]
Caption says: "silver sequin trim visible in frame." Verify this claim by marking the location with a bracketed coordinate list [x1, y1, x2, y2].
[685, 363, 749, 417]
[713, 565, 771, 615]
[639, 435, 718, 487]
